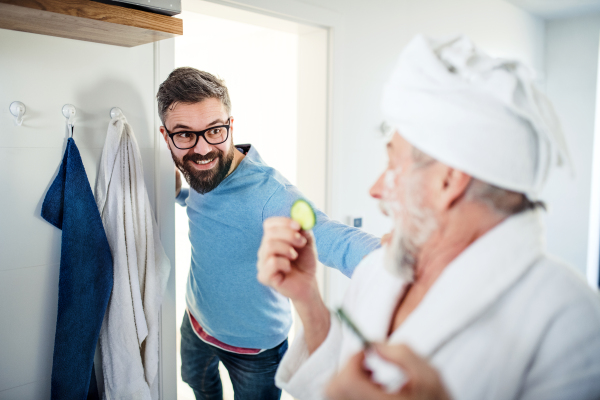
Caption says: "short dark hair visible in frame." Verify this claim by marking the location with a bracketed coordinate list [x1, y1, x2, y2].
[157, 67, 231, 125]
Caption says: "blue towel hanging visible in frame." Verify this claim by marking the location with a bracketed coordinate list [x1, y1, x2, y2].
[42, 138, 113, 400]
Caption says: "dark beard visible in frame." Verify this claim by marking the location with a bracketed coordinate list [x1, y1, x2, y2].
[172, 145, 235, 194]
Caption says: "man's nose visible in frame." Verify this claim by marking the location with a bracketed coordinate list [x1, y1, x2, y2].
[193, 136, 213, 155]
[370, 172, 385, 199]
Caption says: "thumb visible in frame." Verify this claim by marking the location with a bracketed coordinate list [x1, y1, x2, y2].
[300, 229, 316, 247]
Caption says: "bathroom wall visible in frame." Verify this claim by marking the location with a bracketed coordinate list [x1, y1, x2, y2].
[544, 14, 600, 284]
[0, 28, 175, 399]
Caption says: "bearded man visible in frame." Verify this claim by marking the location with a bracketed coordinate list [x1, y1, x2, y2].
[157, 68, 379, 400]
[257, 35, 600, 400]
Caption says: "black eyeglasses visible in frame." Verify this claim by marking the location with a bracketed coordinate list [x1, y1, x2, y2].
[165, 119, 231, 149]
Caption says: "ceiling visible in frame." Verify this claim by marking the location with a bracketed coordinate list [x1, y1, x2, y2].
[505, 0, 600, 19]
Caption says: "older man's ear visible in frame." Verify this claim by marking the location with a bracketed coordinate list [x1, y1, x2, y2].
[433, 166, 472, 211]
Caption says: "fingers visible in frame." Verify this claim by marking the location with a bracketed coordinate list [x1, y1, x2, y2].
[325, 352, 368, 400]
[381, 232, 392, 245]
[328, 344, 450, 400]
[372, 343, 451, 400]
[373, 343, 421, 372]
[259, 238, 299, 261]
[344, 350, 367, 373]
[263, 218, 307, 246]
[260, 218, 309, 258]
[257, 256, 291, 287]
[269, 226, 308, 249]
[326, 351, 399, 400]
[264, 216, 301, 231]
[258, 219, 304, 288]
[258, 217, 319, 295]
[300, 228, 315, 246]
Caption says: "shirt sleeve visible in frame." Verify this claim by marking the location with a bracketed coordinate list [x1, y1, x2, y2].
[175, 187, 189, 207]
[275, 314, 343, 400]
[262, 184, 380, 277]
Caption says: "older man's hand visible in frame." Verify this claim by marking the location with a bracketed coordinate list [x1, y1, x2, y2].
[257, 217, 319, 302]
[258, 216, 331, 354]
[325, 344, 452, 400]
[381, 232, 393, 245]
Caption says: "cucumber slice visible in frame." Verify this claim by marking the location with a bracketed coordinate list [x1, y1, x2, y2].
[290, 199, 316, 230]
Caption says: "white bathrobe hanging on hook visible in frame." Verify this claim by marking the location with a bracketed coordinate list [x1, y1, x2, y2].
[95, 113, 171, 400]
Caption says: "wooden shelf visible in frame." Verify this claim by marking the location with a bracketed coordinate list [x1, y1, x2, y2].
[0, 0, 182, 47]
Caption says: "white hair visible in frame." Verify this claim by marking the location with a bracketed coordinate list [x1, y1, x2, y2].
[411, 147, 544, 216]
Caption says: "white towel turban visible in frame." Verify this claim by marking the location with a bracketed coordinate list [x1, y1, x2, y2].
[382, 34, 571, 198]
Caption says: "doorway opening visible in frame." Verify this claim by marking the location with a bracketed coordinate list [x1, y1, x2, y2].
[173, 1, 329, 398]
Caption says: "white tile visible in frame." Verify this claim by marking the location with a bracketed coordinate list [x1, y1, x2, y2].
[0, 264, 59, 392]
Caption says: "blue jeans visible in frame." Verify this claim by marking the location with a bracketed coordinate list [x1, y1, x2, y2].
[180, 312, 288, 400]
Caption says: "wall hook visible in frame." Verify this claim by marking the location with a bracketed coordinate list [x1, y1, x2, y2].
[62, 104, 76, 125]
[9, 101, 26, 126]
[110, 107, 123, 119]
[62, 104, 76, 138]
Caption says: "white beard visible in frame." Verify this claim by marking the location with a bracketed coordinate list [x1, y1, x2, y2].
[384, 215, 418, 282]
[380, 176, 438, 281]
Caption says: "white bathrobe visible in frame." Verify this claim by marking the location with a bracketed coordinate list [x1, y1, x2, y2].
[95, 116, 171, 400]
[276, 210, 600, 400]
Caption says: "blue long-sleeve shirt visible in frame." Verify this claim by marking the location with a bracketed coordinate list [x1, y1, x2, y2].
[177, 145, 380, 349]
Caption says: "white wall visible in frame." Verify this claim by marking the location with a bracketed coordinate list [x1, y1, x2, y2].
[175, 8, 299, 184]
[203, 0, 545, 303]
[330, 0, 544, 237]
[0, 29, 175, 399]
[544, 14, 600, 281]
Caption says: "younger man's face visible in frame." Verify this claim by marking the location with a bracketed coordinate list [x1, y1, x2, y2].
[160, 98, 235, 194]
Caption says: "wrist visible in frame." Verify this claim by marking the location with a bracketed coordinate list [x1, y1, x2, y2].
[292, 282, 330, 354]
[292, 276, 321, 305]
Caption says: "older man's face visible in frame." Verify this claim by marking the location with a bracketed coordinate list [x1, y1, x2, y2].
[370, 132, 438, 279]
[371, 133, 417, 216]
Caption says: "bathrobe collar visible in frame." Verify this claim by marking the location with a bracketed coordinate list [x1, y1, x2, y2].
[391, 209, 545, 356]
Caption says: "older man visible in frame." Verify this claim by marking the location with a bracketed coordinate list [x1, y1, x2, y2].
[257, 35, 600, 399]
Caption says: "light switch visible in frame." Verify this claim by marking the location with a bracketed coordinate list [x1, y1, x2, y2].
[347, 216, 363, 228]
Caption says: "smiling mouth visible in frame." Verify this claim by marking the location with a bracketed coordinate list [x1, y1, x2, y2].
[195, 158, 214, 165]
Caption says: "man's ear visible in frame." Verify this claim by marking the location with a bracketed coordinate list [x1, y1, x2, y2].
[439, 167, 472, 210]
[159, 126, 170, 147]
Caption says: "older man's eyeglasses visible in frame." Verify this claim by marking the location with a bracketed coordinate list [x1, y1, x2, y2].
[166, 119, 231, 150]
